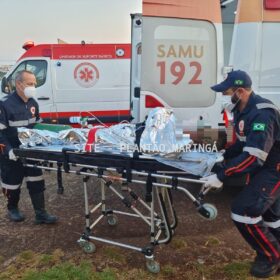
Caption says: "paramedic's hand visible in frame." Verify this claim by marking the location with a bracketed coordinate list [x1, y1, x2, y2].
[200, 174, 223, 189]
[8, 149, 17, 161]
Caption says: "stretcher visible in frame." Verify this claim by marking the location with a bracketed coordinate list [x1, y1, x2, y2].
[14, 147, 218, 273]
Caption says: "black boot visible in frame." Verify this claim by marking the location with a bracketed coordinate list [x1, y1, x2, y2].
[3, 188, 25, 222]
[250, 255, 279, 278]
[30, 192, 58, 224]
[8, 208, 25, 222]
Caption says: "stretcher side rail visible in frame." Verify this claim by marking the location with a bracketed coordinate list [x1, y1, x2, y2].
[14, 148, 198, 176]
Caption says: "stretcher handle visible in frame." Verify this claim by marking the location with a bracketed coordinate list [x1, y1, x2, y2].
[61, 148, 79, 172]
[61, 147, 80, 153]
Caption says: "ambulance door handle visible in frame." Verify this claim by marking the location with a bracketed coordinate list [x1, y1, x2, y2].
[38, 97, 50, 100]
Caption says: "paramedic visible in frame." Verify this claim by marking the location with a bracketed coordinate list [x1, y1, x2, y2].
[203, 70, 280, 278]
[0, 70, 58, 224]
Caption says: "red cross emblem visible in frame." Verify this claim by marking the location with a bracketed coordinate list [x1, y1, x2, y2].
[74, 62, 99, 88]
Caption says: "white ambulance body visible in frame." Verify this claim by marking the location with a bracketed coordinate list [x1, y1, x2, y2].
[229, 0, 280, 108]
[131, 0, 225, 132]
[1, 42, 131, 125]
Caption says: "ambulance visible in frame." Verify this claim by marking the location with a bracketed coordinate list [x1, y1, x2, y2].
[1, 0, 227, 141]
[229, 0, 280, 108]
[130, 0, 225, 134]
[0, 42, 131, 125]
[131, 0, 280, 143]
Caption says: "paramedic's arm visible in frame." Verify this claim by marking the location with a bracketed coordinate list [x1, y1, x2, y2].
[30, 102, 43, 128]
[0, 103, 12, 155]
[223, 138, 244, 160]
[211, 138, 244, 174]
[216, 110, 277, 181]
[35, 102, 43, 123]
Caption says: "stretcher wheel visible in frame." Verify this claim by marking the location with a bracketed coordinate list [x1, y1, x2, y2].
[146, 259, 160, 273]
[79, 241, 96, 253]
[107, 214, 118, 226]
[202, 203, 218, 220]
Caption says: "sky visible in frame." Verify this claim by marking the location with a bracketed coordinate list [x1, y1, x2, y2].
[0, 0, 142, 64]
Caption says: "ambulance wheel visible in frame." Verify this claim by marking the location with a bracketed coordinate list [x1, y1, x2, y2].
[202, 203, 218, 220]
[146, 260, 160, 273]
[80, 241, 96, 253]
[107, 214, 118, 226]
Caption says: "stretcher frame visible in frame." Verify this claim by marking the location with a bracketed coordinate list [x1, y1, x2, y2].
[14, 148, 217, 273]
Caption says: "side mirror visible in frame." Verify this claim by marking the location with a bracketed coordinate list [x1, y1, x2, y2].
[1, 77, 11, 94]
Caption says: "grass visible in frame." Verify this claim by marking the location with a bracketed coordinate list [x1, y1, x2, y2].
[39, 254, 55, 266]
[224, 261, 252, 280]
[102, 247, 126, 264]
[19, 250, 35, 261]
[23, 261, 93, 280]
[204, 236, 221, 247]
[160, 264, 176, 278]
[169, 237, 188, 250]
[2, 250, 277, 280]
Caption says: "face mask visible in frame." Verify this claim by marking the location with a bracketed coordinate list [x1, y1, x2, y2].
[231, 90, 240, 104]
[221, 95, 234, 112]
[24, 86, 36, 99]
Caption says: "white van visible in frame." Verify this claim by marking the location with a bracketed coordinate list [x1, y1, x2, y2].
[1, 42, 131, 125]
[229, 0, 280, 108]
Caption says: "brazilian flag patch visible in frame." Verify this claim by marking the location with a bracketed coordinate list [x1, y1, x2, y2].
[253, 123, 266, 131]
[234, 79, 244, 86]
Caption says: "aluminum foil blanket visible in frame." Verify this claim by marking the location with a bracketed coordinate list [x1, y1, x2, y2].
[18, 128, 87, 151]
[140, 108, 192, 155]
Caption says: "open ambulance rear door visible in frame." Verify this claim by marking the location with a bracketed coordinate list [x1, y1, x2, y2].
[131, 0, 224, 132]
[229, 0, 280, 108]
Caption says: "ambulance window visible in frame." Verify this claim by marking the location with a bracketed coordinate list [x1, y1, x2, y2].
[7, 63, 25, 91]
[7, 60, 47, 91]
[25, 60, 47, 87]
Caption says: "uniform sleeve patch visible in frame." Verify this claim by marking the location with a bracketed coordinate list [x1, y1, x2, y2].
[253, 123, 266, 131]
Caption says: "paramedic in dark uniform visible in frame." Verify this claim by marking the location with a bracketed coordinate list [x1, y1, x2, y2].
[0, 70, 58, 224]
[202, 70, 280, 278]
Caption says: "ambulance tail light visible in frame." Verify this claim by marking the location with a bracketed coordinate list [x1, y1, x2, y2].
[145, 95, 164, 108]
[225, 124, 236, 148]
[223, 111, 229, 128]
[22, 41, 35, 51]
[264, 0, 280, 9]
[223, 110, 236, 147]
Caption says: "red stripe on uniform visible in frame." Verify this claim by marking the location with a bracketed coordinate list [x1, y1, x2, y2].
[254, 225, 279, 260]
[271, 181, 280, 195]
[232, 156, 256, 174]
[225, 156, 253, 175]
[225, 156, 256, 176]
[246, 225, 272, 261]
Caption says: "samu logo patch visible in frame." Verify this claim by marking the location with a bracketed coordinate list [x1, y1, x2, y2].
[30, 106, 36, 116]
[253, 123, 266, 131]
